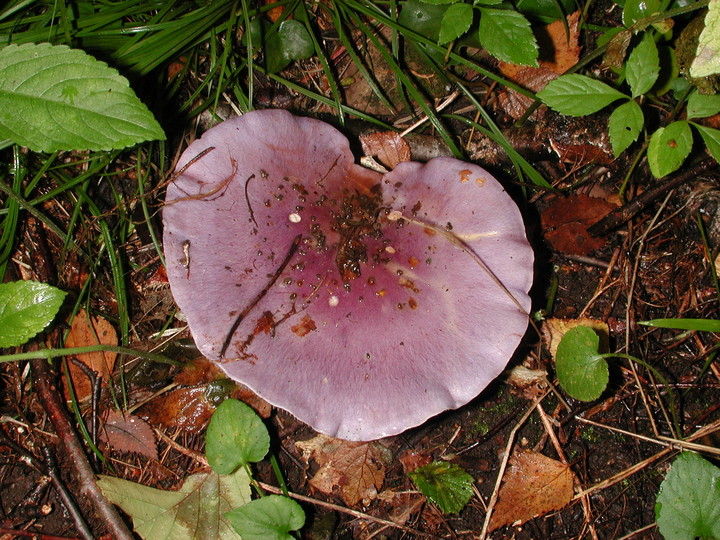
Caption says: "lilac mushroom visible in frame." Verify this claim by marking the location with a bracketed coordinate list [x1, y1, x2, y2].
[162, 110, 533, 441]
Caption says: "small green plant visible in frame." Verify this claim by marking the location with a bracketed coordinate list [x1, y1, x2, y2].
[0, 280, 66, 348]
[409, 460, 475, 514]
[99, 398, 305, 539]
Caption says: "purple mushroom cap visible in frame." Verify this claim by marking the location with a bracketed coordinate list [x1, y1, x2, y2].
[162, 110, 533, 441]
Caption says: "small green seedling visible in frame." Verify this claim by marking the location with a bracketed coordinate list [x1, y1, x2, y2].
[409, 460, 475, 514]
[0, 281, 66, 348]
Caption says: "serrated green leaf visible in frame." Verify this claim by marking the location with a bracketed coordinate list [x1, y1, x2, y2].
[622, 0, 661, 27]
[693, 123, 720, 163]
[690, 0, 720, 78]
[555, 326, 609, 401]
[647, 121, 693, 177]
[206, 398, 270, 475]
[98, 468, 251, 539]
[687, 90, 720, 119]
[626, 34, 660, 98]
[226, 495, 305, 540]
[537, 74, 626, 116]
[609, 99, 644, 156]
[639, 318, 720, 332]
[478, 8, 538, 66]
[409, 461, 474, 514]
[655, 452, 720, 540]
[439, 3, 474, 44]
[0, 281, 66, 348]
[0, 43, 165, 152]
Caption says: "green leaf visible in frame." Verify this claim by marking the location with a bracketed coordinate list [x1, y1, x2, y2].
[687, 90, 720, 119]
[537, 74, 626, 116]
[206, 398, 270, 475]
[655, 452, 720, 540]
[226, 495, 305, 540]
[693, 123, 720, 163]
[622, 0, 660, 27]
[439, 3, 474, 44]
[626, 34, 660, 98]
[97, 468, 251, 539]
[555, 326, 609, 401]
[515, 0, 576, 22]
[420, 0, 458, 4]
[0, 281, 66, 348]
[647, 121, 693, 177]
[478, 8, 538, 66]
[690, 0, 720, 78]
[409, 461, 474, 514]
[639, 318, 720, 332]
[608, 99, 644, 156]
[0, 43, 165, 152]
[265, 19, 314, 73]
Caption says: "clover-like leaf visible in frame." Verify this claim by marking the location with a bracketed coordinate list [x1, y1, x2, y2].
[647, 121, 693, 178]
[538, 74, 626, 116]
[655, 452, 720, 540]
[409, 461, 474, 514]
[0, 281, 66, 348]
[206, 398, 270, 475]
[609, 99, 644, 156]
[0, 43, 165, 152]
[226, 495, 305, 540]
[555, 325, 609, 401]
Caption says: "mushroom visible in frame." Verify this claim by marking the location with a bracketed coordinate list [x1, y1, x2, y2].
[162, 110, 533, 441]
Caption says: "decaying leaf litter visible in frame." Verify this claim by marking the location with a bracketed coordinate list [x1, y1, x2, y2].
[1, 1, 720, 539]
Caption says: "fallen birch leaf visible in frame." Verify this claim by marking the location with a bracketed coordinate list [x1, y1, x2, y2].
[99, 409, 158, 460]
[295, 434, 390, 506]
[489, 450, 575, 531]
[64, 309, 117, 401]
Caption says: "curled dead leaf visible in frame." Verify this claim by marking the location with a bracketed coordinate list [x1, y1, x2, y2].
[99, 409, 158, 460]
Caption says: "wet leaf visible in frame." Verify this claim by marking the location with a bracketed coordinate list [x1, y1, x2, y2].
[99, 409, 158, 460]
[655, 452, 720, 540]
[538, 74, 626, 116]
[140, 386, 215, 431]
[64, 309, 117, 401]
[296, 434, 389, 506]
[647, 120, 693, 177]
[98, 467, 250, 539]
[359, 131, 411, 169]
[0, 281, 66, 348]
[409, 461, 474, 514]
[541, 194, 617, 256]
[0, 43, 164, 152]
[226, 495, 305, 540]
[609, 99, 644, 156]
[489, 451, 575, 531]
[690, 0, 720, 78]
[206, 398, 270, 475]
[555, 325, 609, 401]
[626, 33, 660, 98]
[622, 0, 661, 27]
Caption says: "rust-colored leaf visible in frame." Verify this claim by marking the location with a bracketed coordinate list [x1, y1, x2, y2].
[295, 434, 390, 506]
[399, 449, 432, 474]
[489, 450, 575, 532]
[140, 386, 214, 432]
[541, 193, 617, 256]
[64, 309, 117, 401]
[99, 409, 158, 460]
[359, 131, 411, 170]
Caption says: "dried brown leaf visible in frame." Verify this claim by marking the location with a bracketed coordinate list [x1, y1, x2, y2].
[64, 309, 117, 401]
[359, 131, 411, 170]
[295, 434, 390, 506]
[140, 386, 214, 432]
[100, 409, 158, 460]
[541, 194, 617, 256]
[489, 450, 575, 532]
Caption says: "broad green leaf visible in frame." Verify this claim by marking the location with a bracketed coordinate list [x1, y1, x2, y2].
[622, 0, 660, 27]
[516, 0, 576, 22]
[265, 20, 314, 73]
[439, 3, 474, 44]
[555, 325, 609, 401]
[478, 8, 538, 66]
[419, 0, 458, 4]
[98, 468, 251, 539]
[0, 43, 165, 152]
[0, 281, 66, 348]
[647, 121, 693, 177]
[537, 74, 626, 116]
[398, 0, 448, 42]
[206, 398, 270, 475]
[693, 123, 720, 163]
[640, 318, 720, 332]
[687, 90, 720, 119]
[409, 461, 474, 514]
[655, 452, 720, 540]
[226, 495, 305, 540]
[626, 34, 660, 98]
[609, 99, 644, 156]
[690, 0, 720, 78]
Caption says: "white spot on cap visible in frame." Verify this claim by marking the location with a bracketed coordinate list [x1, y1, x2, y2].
[328, 295, 339, 307]
[387, 210, 403, 221]
[385, 246, 396, 254]
[289, 213, 301, 223]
